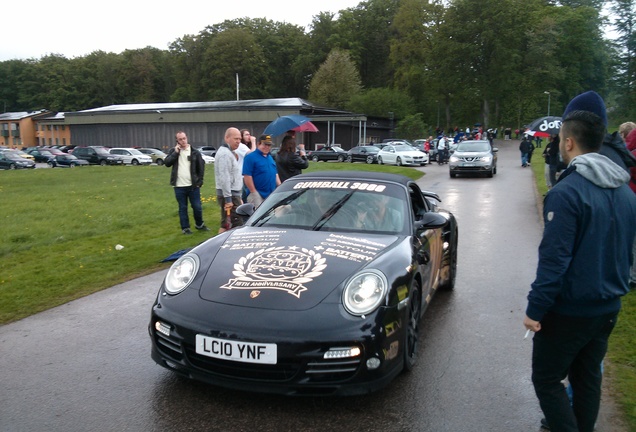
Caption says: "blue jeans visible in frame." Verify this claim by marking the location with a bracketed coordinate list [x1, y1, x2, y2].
[174, 186, 204, 230]
[521, 152, 528, 166]
[531, 311, 617, 432]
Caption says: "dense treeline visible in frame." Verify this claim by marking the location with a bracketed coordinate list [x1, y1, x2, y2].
[0, 0, 634, 132]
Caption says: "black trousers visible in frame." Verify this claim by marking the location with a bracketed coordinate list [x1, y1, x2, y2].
[531, 311, 617, 432]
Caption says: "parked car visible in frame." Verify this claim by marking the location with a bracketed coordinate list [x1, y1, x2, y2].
[5, 149, 35, 161]
[59, 145, 78, 153]
[377, 144, 429, 166]
[47, 154, 90, 168]
[449, 140, 498, 178]
[41, 147, 65, 156]
[307, 146, 347, 162]
[149, 171, 458, 396]
[201, 154, 215, 164]
[73, 146, 125, 165]
[347, 145, 381, 164]
[196, 146, 217, 157]
[109, 148, 153, 165]
[27, 149, 55, 163]
[137, 148, 167, 165]
[0, 152, 36, 169]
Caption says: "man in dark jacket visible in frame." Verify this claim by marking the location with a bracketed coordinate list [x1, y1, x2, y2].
[523, 91, 636, 432]
[519, 135, 531, 167]
[164, 130, 209, 234]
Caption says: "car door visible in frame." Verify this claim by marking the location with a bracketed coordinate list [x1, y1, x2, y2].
[384, 145, 397, 164]
[409, 183, 443, 299]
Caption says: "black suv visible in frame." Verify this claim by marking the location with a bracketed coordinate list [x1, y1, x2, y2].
[73, 146, 124, 165]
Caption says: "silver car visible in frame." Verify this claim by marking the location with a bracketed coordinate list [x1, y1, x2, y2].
[449, 140, 497, 178]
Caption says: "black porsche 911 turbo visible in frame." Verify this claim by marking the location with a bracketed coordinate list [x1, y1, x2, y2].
[149, 171, 458, 396]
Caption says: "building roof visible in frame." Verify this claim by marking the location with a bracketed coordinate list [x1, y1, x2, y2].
[70, 98, 357, 116]
[0, 110, 49, 121]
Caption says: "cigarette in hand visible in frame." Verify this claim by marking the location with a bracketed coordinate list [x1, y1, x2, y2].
[524, 329, 531, 339]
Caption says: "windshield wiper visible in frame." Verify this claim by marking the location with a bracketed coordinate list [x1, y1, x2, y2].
[311, 191, 355, 231]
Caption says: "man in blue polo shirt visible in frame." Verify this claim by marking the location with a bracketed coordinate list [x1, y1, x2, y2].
[243, 134, 281, 208]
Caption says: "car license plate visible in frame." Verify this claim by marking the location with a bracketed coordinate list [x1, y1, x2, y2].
[463, 163, 475, 167]
[195, 335, 277, 364]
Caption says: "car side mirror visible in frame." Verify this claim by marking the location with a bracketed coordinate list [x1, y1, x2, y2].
[415, 212, 446, 229]
[236, 203, 255, 217]
[492, 148, 498, 152]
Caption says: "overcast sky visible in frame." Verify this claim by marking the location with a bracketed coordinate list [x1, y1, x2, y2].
[1, 0, 363, 61]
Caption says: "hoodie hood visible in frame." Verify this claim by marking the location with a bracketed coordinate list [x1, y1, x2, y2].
[570, 153, 630, 188]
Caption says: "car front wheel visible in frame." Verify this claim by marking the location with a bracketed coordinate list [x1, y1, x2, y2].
[312, 155, 319, 162]
[347, 156, 353, 163]
[100, 160, 107, 166]
[396, 157, 402, 166]
[132, 159, 139, 166]
[156, 158, 164, 166]
[337, 155, 345, 162]
[9, 164, 16, 169]
[48, 161, 54, 168]
[403, 279, 422, 371]
[377, 156, 383, 165]
[366, 156, 374, 164]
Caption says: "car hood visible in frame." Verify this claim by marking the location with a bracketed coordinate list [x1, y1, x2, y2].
[196, 227, 399, 311]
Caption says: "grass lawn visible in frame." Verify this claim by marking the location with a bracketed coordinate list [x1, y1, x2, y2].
[531, 153, 636, 429]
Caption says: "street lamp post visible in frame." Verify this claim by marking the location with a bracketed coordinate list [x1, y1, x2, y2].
[544, 91, 551, 116]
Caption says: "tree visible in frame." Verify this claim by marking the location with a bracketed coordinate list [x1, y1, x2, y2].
[346, 87, 414, 119]
[202, 28, 268, 100]
[396, 113, 430, 139]
[308, 49, 362, 108]
[609, 0, 636, 120]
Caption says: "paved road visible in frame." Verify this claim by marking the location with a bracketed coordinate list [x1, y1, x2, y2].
[0, 140, 626, 431]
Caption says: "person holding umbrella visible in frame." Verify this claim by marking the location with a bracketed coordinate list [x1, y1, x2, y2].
[276, 135, 308, 183]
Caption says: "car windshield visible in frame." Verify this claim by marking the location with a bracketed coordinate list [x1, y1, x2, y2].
[395, 145, 416, 152]
[128, 149, 144, 155]
[456, 142, 491, 152]
[94, 148, 111, 155]
[247, 181, 408, 234]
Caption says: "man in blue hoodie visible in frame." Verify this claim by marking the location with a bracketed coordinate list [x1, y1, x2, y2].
[523, 91, 636, 432]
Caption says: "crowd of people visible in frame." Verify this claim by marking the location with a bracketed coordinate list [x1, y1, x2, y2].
[165, 127, 309, 235]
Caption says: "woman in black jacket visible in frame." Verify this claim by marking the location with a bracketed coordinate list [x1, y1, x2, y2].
[275, 136, 309, 183]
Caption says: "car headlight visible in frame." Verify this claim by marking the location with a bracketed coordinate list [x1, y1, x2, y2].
[164, 254, 200, 294]
[343, 269, 388, 316]
[449, 155, 459, 162]
[480, 156, 493, 162]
